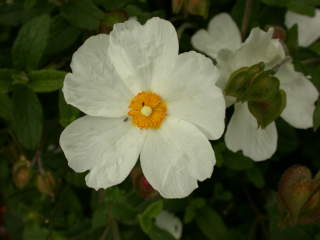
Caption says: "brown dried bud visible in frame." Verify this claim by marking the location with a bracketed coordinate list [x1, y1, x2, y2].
[12, 156, 32, 189]
[36, 171, 56, 198]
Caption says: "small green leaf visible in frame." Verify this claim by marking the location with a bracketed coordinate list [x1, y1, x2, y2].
[139, 200, 163, 234]
[0, 69, 19, 93]
[246, 167, 265, 189]
[59, 91, 80, 127]
[28, 69, 66, 92]
[223, 150, 254, 170]
[45, 16, 81, 56]
[12, 85, 43, 150]
[184, 198, 206, 223]
[286, 24, 299, 55]
[196, 207, 228, 240]
[314, 102, 320, 131]
[12, 14, 51, 71]
[61, 0, 104, 30]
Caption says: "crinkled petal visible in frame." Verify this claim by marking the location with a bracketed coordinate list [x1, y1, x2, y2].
[276, 63, 319, 129]
[140, 117, 215, 198]
[225, 103, 278, 161]
[108, 17, 179, 94]
[63, 34, 132, 117]
[216, 28, 286, 89]
[156, 51, 225, 140]
[285, 10, 320, 47]
[60, 116, 145, 190]
[191, 13, 241, 58]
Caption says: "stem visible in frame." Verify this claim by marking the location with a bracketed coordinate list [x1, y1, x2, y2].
[302, 58, 320, 65]
[241, 0, 253, 40]
[34, 150, 45, 174]
[177, 22, 196, 40]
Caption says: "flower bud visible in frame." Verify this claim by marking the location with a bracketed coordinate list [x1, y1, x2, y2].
[36, 171, 56, 198]
[131, 167, 158, 199]
[277, 165, 320, 226]
[224, 62, 265, 101]
[248, 89, 286, 128]
[244, 70, 280, 102]
[12, 157, 31, 189]
[172, 0, 185, 14]
[185, 0, 209, 18]
[268, 26, 287, 41]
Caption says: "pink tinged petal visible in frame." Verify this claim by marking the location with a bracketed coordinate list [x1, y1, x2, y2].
[60, 116, 146, 190]
[276, 63, 319, 129]
[158, 51, 225, 140]
[225, 103, 278, 161]
[108, 17, 179, 94]
[285, 10, 320, 47]
[191, 13, 241, 58]
[140, 117, 216, 198]
[63, 34, 132, 118]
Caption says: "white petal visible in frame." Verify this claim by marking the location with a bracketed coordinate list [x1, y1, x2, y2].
[153, 51, 225, 140]
[63, 34, 132, 117]
[276, 63, 319, 129]
[216, 28, 286, 89]
[225, 103, 278, 161]
[108, 17, 179, 93]
[285, 10, 320, 47]
[60, 116, 145, 190]
[140, 117, 215, 198]
[191, 13, 241, 58]
[155, 211, 183, 239]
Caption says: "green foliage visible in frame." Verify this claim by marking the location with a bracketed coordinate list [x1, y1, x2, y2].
[0, 0, 320, 240]
[12, 14, 51, 71]
[12, 85, 43, 150]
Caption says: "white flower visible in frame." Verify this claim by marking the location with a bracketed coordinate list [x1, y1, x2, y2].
[59, 17, 225, 198]
[285, 9, 320, 47]
[192, 13, 319, 161]
[155, 211, 183, 239]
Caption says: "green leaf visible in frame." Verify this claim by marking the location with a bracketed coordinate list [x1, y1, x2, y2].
[246, 167, 265, 188]
[59, 91, 80, 127]
[28, 69, 66, 92]
[314, 102, 320, 131]
[12, 85, 43, 150]
[12, 14, 51, 71]
[61, 0, 104, 30]
[139, 200, 163, 234]
[23, 224, 49, 240]
[0, 93, 13, 122]
[196, 207, 228, 240]
[0, 68, 17, 93]
[148, 225, 177, 240]
[309, 42, 320, 56]
[261, 0, 318, 16]
[45, 16, 81, 56]
[184, 198, 206, 224]
[223, 150, 254, 170]
[286, 24, 299, 55]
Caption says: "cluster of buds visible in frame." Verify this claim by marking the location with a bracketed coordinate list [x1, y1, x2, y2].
[225, 62, 286, 128]
[131, 167, 158, 199]
[172, 0, 209, 18]
[278, 165, 320, 226]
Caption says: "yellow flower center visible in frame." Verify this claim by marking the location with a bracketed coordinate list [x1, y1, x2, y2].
[128, 91, 167, 129]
